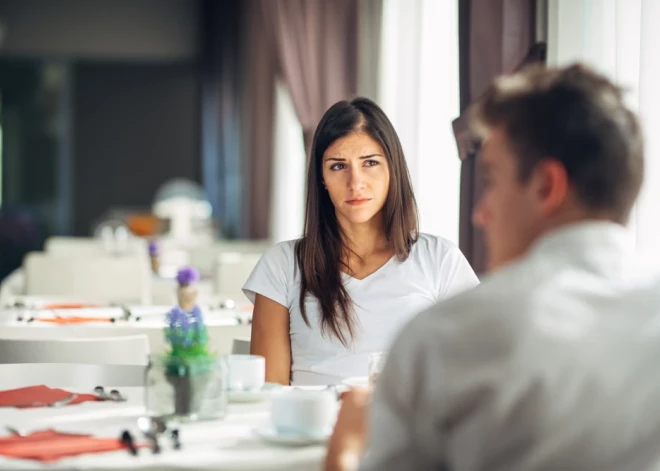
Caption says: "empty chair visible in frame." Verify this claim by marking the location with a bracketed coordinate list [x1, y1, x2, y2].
[214, 252, 262, 302]
[232, 338, 251, 355]
[0, 335, 149, 365]
[189, 240, 270, 277]
[24, 252, 151, 304]
[45, 236, 147, 257]
[0, 363, 146, 389]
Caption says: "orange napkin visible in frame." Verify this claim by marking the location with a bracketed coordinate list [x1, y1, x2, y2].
[0, 429, 134, 462]
[36, 316, 113, 325]
[0, 385, 100, 408]
[42, 303, 103, 310]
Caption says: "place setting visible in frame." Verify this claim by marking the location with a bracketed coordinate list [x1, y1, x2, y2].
[0, 385, 146, 463]
[227, 354, 282, 404]
[0, 384, 127, 410]
[252, 388, 338, 447]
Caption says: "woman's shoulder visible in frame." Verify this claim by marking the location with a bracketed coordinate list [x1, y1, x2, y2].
[412, 233, 462, 260]
[260, 239, 299, 266]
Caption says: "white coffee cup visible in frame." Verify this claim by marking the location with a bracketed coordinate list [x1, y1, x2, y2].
[227, 354, 265, 391]
[270, 390, 337, 436]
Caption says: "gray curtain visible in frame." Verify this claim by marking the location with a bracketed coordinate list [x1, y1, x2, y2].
[242, 0, 360, 238]
[260, 0, 360, 153]
[456, 0, 538, 274]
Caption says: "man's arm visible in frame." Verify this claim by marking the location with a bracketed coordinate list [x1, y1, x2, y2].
[325, 318, 435, 471]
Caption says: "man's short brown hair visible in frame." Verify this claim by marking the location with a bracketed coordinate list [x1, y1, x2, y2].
[470, 63, 644, 223]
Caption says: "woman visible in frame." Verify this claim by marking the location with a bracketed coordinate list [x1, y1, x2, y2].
[243, 98, 478, 385]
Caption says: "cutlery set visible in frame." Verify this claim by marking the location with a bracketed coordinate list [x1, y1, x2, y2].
[121, 416, 181, 455]
[5, 386, 181, 456]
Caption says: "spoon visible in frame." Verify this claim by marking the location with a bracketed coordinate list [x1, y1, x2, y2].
[137, 416, 167, 454]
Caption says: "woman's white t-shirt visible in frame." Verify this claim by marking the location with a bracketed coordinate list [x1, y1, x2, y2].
[242, 233, 479, 385]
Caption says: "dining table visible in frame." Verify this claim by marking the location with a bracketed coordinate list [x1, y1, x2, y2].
[0, 386, 328, 471]
[0, 304, 252, 355]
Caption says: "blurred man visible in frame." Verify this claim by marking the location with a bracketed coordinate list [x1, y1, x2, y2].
[325, 63, 660, 471]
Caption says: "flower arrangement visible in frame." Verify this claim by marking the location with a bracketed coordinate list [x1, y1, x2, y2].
[144, 266, 228, 420]
[148, 240, 160, 274]
[164, 267, 213, 376]
[164, 305, 213, 375]
[148, 240, 159, 257]
[176, 266, 200, 312]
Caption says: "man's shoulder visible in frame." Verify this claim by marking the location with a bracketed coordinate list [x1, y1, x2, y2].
[398, 260, 537, 354]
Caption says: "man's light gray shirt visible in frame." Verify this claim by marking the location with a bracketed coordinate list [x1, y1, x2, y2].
[361, 222, 660, 471]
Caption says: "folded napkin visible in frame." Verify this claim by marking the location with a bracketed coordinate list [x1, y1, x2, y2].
[0, 385, 100, 408]
[36, 316, 114, 325]
[0, 429, 133, 462]
[42, 302, 103, 309]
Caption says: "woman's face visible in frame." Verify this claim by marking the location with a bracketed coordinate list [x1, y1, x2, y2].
[321, 132, 390, 227]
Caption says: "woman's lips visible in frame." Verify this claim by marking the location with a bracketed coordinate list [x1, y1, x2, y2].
[346, 198, 371, 206]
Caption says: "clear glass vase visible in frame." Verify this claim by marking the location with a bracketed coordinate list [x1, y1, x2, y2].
[145, 354, 228, 422]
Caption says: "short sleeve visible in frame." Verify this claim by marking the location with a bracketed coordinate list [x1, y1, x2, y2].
[435, 242, 480, 301]
[242, 241, 295, 308]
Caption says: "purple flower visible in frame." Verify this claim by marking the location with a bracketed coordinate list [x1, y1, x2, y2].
[148, 240, 159, 256]
[166, 306, 191, 331]
[176, 266, 200, 286]
[190, 305, 204, 325]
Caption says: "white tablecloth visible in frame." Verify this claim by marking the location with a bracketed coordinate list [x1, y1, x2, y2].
[0, 387, 326, 471]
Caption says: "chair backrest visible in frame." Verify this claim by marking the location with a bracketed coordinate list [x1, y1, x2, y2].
[24, 252, 151, 304]
[189, 240, 270, 277]
[0, 363, 146, 389]
[45, 236, 147, 257]
[214, 252, 262, 301]
[232, 338, 251, 355]
[0, 335, 149, 365]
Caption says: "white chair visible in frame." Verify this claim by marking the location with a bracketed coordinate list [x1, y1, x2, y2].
[0, 335, 149, 365]
[214, 252, 262, 302]
[45, 236, 147, 257]
[24, 252, 151, 304]
[188, 240, 270, 277]
[232, 338, 251, 355]
[0, 363, 146, 389]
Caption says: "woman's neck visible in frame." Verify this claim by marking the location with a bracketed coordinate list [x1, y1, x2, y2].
[338, 214, 391, 259]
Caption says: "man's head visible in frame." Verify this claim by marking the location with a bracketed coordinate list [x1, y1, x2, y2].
[470, 63, 644, 271]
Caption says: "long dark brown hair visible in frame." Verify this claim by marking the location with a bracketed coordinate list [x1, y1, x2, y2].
[294, 97, 419, 345]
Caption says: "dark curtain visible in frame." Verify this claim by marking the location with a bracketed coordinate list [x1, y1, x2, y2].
[242, 0, 278, 239]
[200, 0, 245, 238]
[456, 0, 539, 274]
[241, 0, 360, 238]
[260, 0, 359, 153]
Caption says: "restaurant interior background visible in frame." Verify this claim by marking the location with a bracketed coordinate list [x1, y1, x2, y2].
[0, 0, 659, 285]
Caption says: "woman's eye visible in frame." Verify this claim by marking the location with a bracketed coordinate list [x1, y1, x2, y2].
[330, 163, 346, 171]
[364, 160, 379, 167]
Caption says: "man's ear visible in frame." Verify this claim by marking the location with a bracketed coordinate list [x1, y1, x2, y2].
[531, 159, 569, 215]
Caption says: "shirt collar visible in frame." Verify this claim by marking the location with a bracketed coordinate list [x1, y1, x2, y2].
[527, 220, 634, 278]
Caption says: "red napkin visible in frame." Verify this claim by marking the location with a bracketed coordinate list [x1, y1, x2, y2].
[0, 385, 100, 408]
[0, 429, 134, 462]
[36, 316, 113, 325]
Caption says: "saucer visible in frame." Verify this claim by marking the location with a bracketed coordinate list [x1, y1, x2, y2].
[341, 376, 369, 388]
[228, 383, 282, 403]
[253, 425, 331, 446]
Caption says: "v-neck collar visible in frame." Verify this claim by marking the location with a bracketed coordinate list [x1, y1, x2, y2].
[341, 255, 397, 284]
